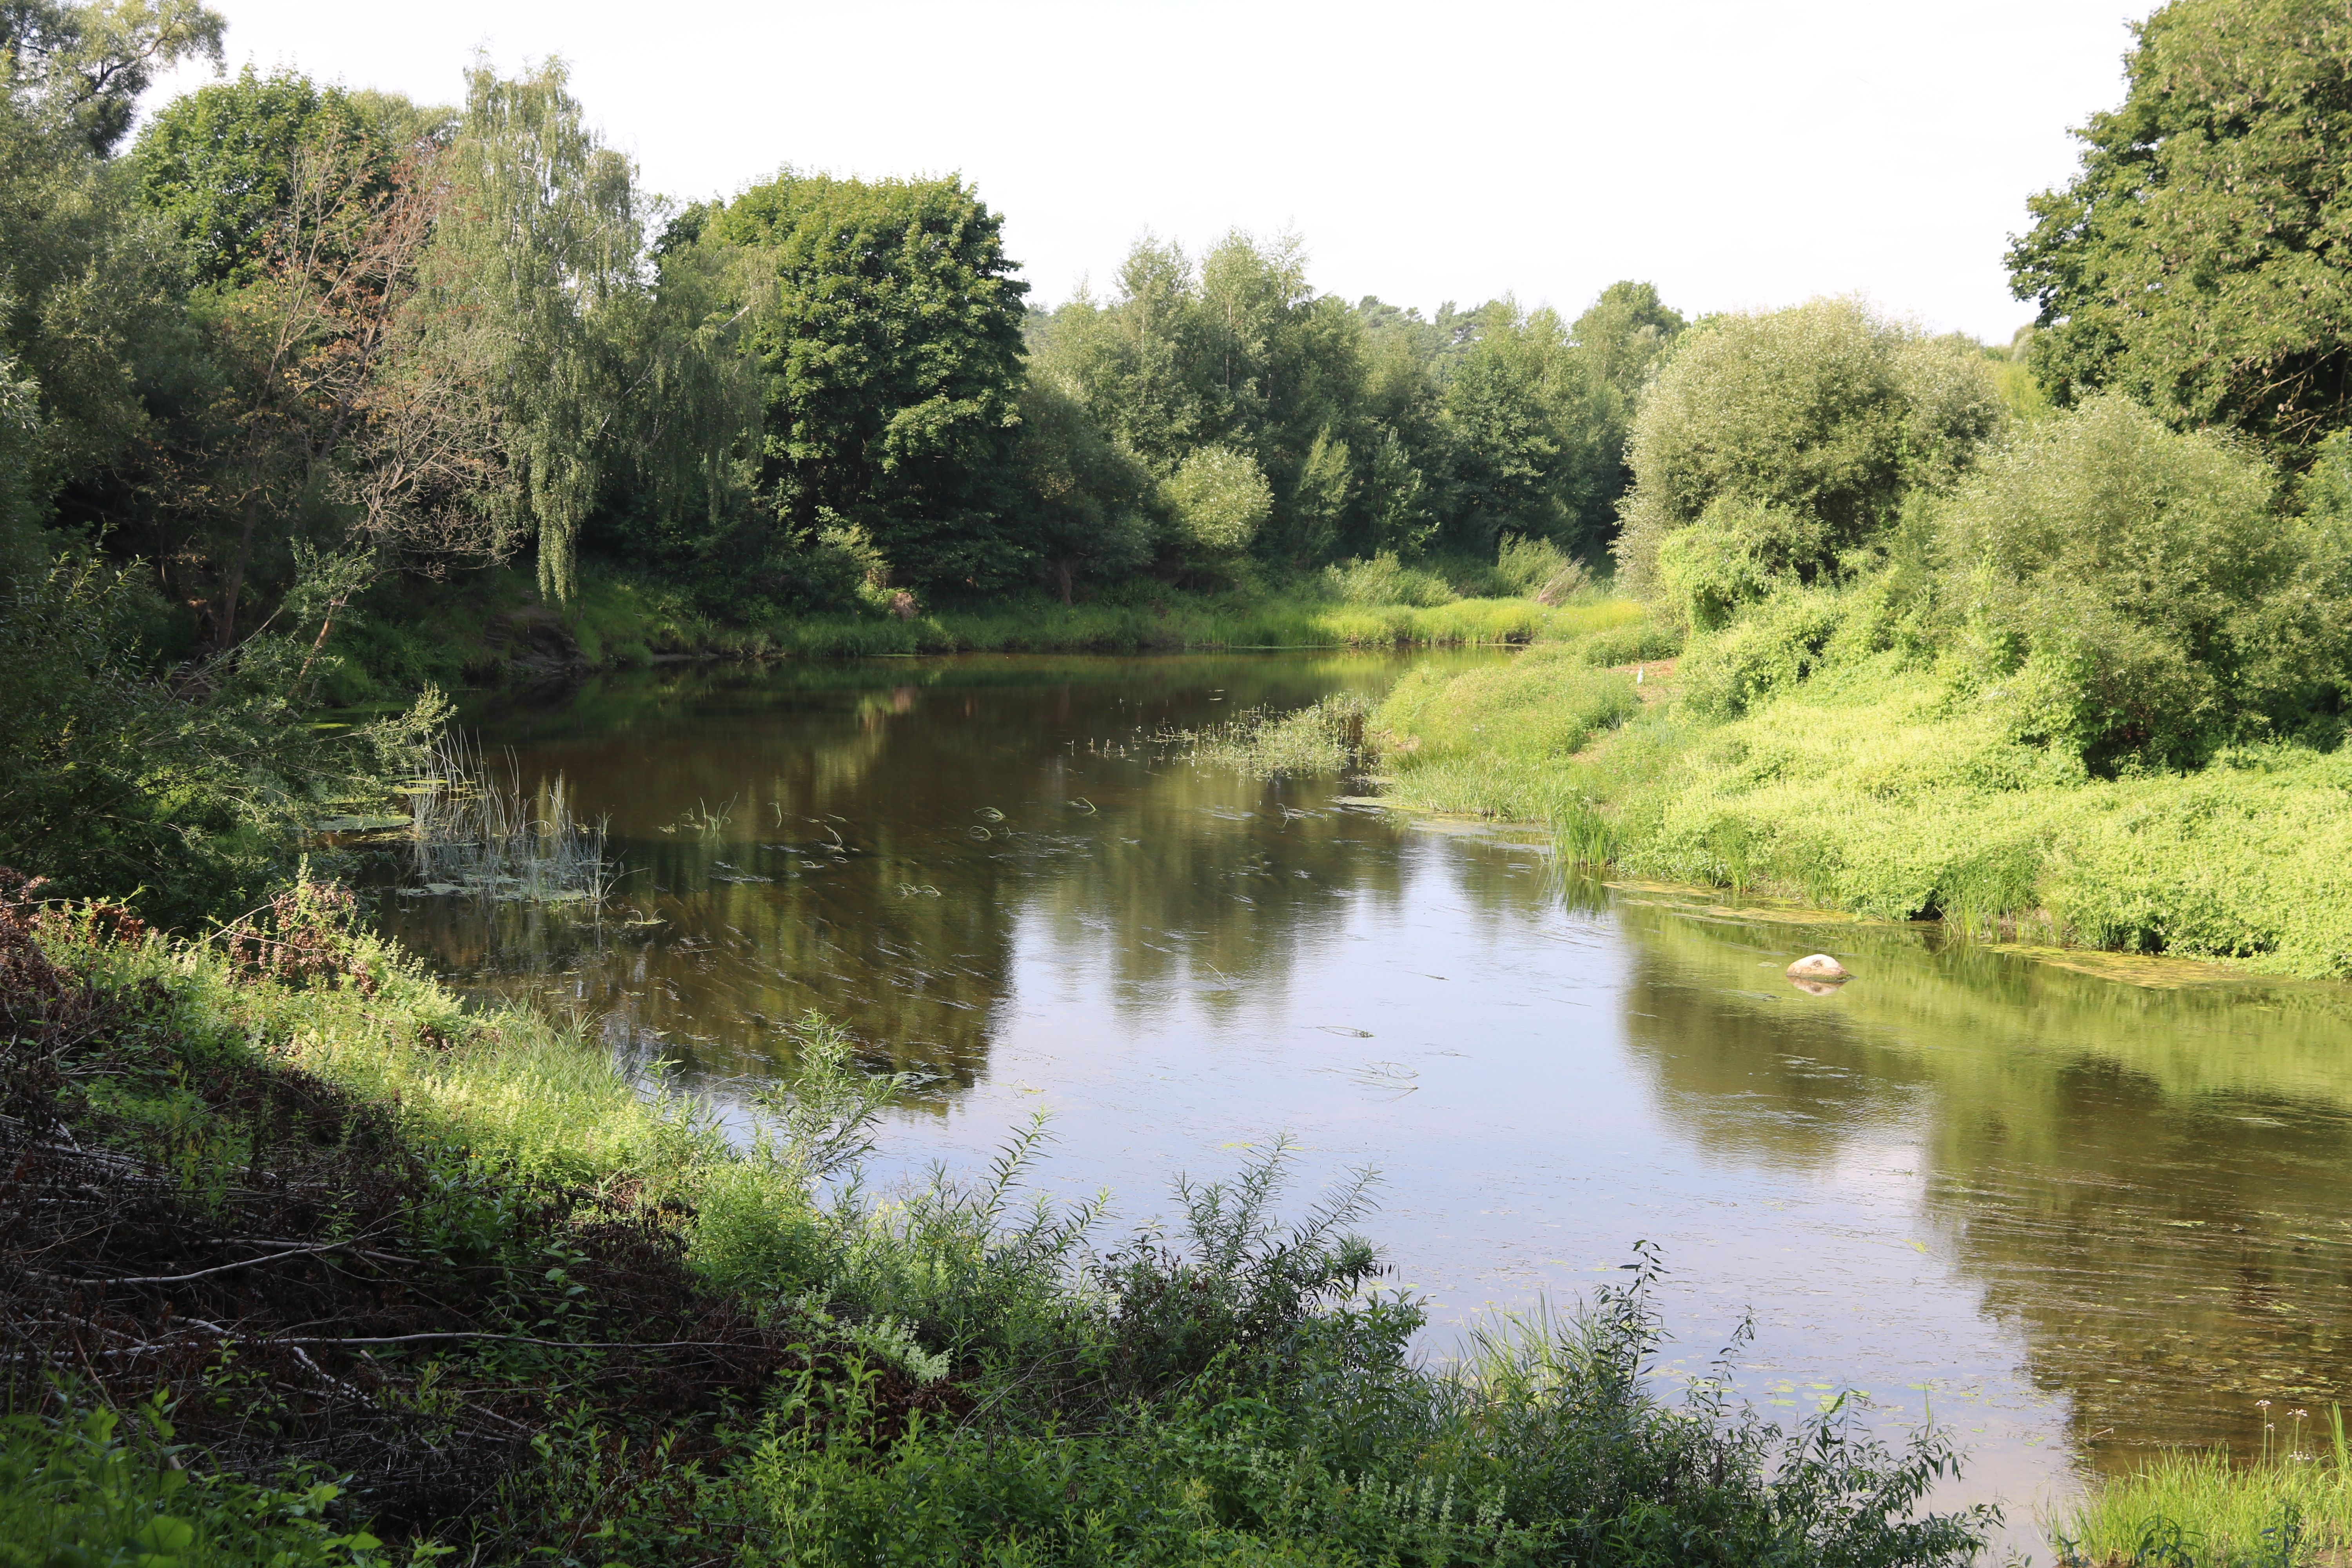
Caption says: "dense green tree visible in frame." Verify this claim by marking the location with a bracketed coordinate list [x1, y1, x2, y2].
[1031, 247, 1679, 575]
[2, 0, 222, 153]
[1615, 297, 2005, 602]
[1014, 373, 1152, 601]
[2008, 0, 2352, 452]
[419, 59, 648, 604]
[1940, 394, 2349, 766]
[1573, 279, 1686, 398]
[1438, 299, 1619, 557]
[134, 65, 440, 290]
[0, 26, 199, 570]
[709, 171, 1030, 596]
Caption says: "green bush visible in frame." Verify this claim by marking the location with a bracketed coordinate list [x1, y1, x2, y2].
[0, 1400, 381, 1568]
[1939, 394, 2347, 768]
[1494, 533, 1591, 602]
[1322, 550, 1461, 607]
[1617, 298, 2006, 595]
[1164, 445, 1275, 559]
[1576, 617, 1685, 667]
[1680, 588, 1850, 719]
[0, 561, 443, 925]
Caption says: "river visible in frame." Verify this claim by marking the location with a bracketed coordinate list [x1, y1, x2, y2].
[381, 650, 2352, 1541]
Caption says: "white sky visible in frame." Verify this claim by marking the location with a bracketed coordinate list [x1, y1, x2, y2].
[147, 0, 2147, 342]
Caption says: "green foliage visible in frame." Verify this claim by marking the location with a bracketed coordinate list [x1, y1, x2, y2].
[1, 0, 223, 154]
[425, 60, 646, 604]
[2009, 0, 2352, 453]
[1617, 298, 2006, 596]
[0, 60, 191, 551]
[0, 559, 443, 924]
[1492, 532, 1589, 601]
[1440, 299, 1624, 557]
[1377, 641, 1640, 768]
[2056, 1424, 2352, 1567]
[8, 846, 1994, 1568]
[1938, 394, 2344, 767]
[1322, 549, 1459, 608]
[1573, 278, 1687, 397]
[133, 65, 433, 290]
[0, 1398, 379, 1568]
[1177, 690, 1376, 777]
[1376, 612, 2352, 975]
[1030, 236, 1679, 576]
[1162, 443, 1273, 559]
[712, 168, 1031, 595]
[1679, 587, 1849, 719]
[1014, 373, 1154, 599]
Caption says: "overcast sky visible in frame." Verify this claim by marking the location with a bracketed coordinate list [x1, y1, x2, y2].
[147, 0, 2147, 342]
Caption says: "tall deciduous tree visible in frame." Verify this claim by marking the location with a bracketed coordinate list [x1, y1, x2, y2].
[2, 0, 222, 153]
[1615, 298, 2005, 598]
[2008, 0, 2352, 453]
[710, 171, 1030, 594]
[422, 58, 644, 603]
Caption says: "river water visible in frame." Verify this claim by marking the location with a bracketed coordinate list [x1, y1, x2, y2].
[383, 650, 2352, 1538]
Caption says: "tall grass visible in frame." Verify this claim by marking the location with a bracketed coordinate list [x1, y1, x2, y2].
[1173, 690, 1375, 777]
[2057, 1408, 2352, 1566]
[402, 731, 614, 907]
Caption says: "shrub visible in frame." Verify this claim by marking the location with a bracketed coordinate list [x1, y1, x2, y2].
[0, 561, 445, 925]
[1577, 616, 1685, 667]
[1323, 550, 1459, 607]
[1163, 445, 1274, 557]
[0, 1399, 379, 1568]
[1681, 588, 1851, 719]
[1938, 394, 2341, 768]
[1617, 298, 2006, 594]
[1494, 532, 1591, 603]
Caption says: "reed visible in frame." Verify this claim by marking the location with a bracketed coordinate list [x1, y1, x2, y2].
[401, 731, 614, 907]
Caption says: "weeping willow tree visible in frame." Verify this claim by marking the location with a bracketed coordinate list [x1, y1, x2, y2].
[421, 58, 644, 603]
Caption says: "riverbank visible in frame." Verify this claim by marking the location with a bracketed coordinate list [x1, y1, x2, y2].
[321, 566, 1642, 705]
[1, 877, 1991, 1565]
[2054, 1441, 2352, 1566]
[1369, 618, 2352, 981]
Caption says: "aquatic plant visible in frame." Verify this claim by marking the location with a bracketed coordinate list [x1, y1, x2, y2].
[402, 730, 613, 906]
[1174, 690, 1376, 777]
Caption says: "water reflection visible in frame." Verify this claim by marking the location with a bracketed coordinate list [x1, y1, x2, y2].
[387, 652, 2352, 1515]
[1614, 900, 2352, 1466]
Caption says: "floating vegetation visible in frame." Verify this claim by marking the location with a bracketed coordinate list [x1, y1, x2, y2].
[402, 732, 613, 907]
[659, 797, 735, 840]
[1171, 691, 1375, 778]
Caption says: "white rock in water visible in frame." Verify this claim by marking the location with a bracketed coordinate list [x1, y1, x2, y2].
[1786, 953, 1850, 982]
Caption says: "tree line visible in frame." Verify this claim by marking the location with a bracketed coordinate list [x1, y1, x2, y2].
[6, 0, 2352, 921]
[1, 5, 1692, 648]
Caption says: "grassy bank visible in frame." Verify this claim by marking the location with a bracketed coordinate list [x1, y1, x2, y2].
[321, 566, 1641, 704]
[1368, 614, 2352, 980]
[2053, 1424, 2352, 1567]
[0, 878, 1992, 1566]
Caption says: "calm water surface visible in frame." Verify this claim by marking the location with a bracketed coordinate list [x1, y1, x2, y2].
[384, 652, 2352, 1533]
